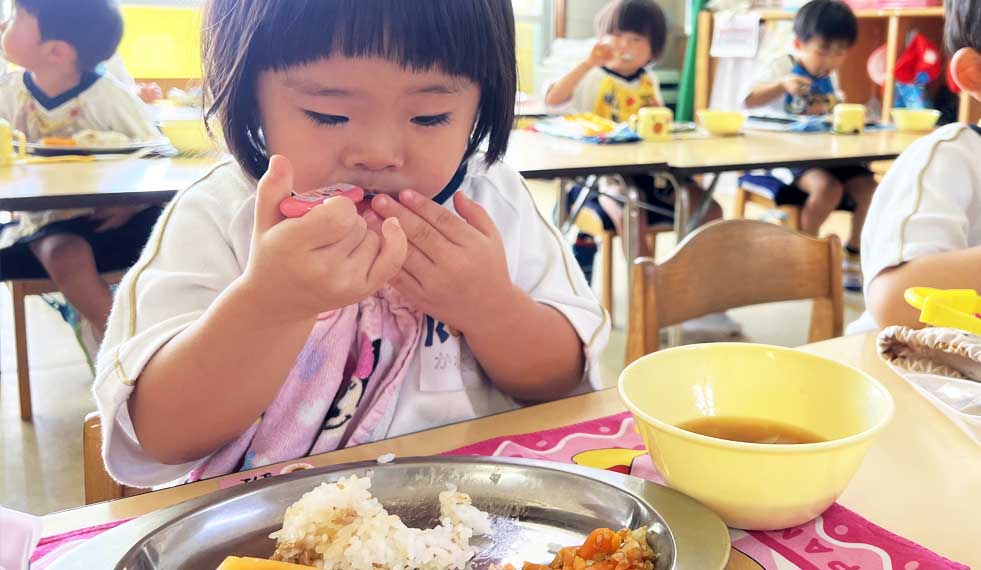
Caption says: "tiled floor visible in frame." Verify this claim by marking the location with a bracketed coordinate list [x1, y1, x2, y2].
[0, 176, 866, 515]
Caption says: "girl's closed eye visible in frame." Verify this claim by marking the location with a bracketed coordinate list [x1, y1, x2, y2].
[412, 113, 452, 127]
[304, 110, 349, 127]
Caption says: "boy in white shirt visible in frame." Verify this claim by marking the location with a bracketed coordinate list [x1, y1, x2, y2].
[744, 0, 876, 291]
[0, 0, 162, 352]
[852, 0, 981, 331]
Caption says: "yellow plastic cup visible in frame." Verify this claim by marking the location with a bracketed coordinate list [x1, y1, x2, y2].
[619, 343, 894, 530]
[631, 107, 673, 141]
[832, 104, 867, 134]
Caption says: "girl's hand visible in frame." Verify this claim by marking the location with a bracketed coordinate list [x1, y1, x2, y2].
[370, 190, 515, 333]
[587, 42, 616, 67]
[242, 155, 408, 324]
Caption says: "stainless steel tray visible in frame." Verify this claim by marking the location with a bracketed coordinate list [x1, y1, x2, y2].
[50, 457, 730, 570]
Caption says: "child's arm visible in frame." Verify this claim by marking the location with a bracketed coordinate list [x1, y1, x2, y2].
[744, 75, 811, 108]
[371, 190, 590, 400]
[860, 126, 980, 330]
[127, 157, 407, 465]
[867, 247, 981, 329]
[544, 43, 614, 107]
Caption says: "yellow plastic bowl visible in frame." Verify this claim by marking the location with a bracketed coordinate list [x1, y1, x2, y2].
[619, 343, 894, 530]
[892, 109, 941, 132]
[697, 110, 745, 136]
[159, 118, 223, 155]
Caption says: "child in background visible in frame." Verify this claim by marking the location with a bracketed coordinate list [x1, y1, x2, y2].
[850, 0, 981, 331]
[545, 0, 722, 257]
[94, 0, 609, 488]
[743, 0, 876, 291]
[0, 0, 162, 353]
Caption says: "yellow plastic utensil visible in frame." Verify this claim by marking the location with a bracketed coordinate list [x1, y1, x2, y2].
[904, 287, 981, 335]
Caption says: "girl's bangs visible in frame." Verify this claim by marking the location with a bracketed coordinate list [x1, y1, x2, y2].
[253, 0, 496, 84]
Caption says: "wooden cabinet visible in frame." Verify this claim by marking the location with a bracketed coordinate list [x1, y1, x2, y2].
[694, 7, 979, 124]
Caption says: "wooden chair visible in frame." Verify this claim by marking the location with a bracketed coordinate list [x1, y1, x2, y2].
[732, 185, 804, 230]
[626, 220, 843, 365]
[732, 174, 856, 232]
[6, 271, 125, 421]
[83, 412, 145, 504]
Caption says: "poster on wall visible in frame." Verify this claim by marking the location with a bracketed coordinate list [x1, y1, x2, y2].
[710, 12, 761, 59]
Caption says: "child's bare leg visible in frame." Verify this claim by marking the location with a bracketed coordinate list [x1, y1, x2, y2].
[29, 234, 112, 338]
[795, 169, 844, 236]
[844, 175, 876, 250]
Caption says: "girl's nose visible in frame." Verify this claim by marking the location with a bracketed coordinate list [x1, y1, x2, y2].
[342, 134, 404, 172]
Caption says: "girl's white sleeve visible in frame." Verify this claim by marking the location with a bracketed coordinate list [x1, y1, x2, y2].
[92, 164, 254, 487]
[861, 124, 980, 289]
[480, 165, 611, 391]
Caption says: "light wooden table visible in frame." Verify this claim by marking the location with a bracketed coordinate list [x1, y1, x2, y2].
[505, 129, 923, 269]
[41, 334, 981, 569]
[0, 156, 223, 211]
[505, 129, 921, 180]
[663, 130, 923, 176]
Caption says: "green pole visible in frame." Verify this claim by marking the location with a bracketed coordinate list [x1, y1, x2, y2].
[676, 0, 709, 122]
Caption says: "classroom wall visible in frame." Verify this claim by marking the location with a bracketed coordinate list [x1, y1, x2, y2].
[117, 4, 541, 95]
[117, 5, 203, 80]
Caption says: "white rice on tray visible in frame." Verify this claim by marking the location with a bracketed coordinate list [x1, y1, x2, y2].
[270, 475, 492, 570]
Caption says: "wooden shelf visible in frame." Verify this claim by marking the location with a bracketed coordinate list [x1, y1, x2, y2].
[693, 6, 978, 124]
[755, 6, 943, 20]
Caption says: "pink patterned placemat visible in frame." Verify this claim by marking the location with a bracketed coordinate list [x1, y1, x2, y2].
[445, 412, 969, 570]
[32, 413, 968, 570]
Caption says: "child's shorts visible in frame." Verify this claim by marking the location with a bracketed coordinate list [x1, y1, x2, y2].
[791, 165, 875, 185]
[0, 205, 164, 280]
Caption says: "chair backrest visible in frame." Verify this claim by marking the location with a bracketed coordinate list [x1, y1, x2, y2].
[626, 220, 843, 364]
[83, 412, 145, 504]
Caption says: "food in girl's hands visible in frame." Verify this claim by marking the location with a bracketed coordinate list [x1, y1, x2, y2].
[279, 184, 371, 218]
[268, 475, 491, 570]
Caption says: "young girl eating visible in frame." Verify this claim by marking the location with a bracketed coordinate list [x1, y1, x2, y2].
[94, 0, 609, 487]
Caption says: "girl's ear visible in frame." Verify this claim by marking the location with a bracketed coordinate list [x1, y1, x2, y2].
[951, 47, 981, 100]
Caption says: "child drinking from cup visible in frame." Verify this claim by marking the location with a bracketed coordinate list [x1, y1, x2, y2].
[545, 0, 722, 258]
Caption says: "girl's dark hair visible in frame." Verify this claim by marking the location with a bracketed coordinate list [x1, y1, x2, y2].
[15, 0, 123, 72]
[595, 0, 668, 61]
[793, 0, 858, 47]
[945, 0, 981, 54]
[202, 0, 517, 180]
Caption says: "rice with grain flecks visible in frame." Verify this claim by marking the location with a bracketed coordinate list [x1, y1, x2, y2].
[270, 475, 492, 570]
